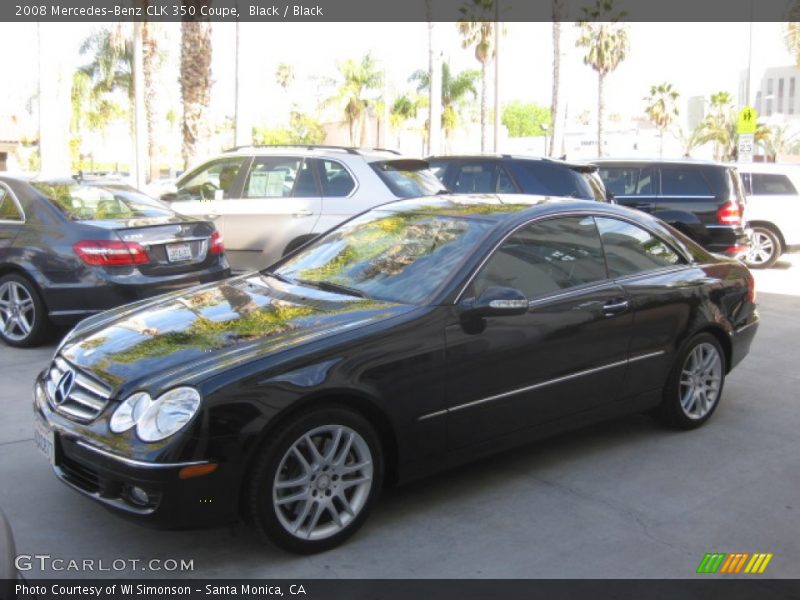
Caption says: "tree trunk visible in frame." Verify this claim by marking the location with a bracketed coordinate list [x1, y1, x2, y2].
[549, 2, 564, 158]
[597, 72, 605, 157]
[180, 13, 212, 170]
[142, 19, 160, 183]
[480, 59, 488, 153]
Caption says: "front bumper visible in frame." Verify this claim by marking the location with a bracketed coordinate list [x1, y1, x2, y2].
[33, 380, 240, 529]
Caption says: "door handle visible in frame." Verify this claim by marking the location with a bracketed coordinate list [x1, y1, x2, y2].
[603, 299, 630, 316]
[293, 209, 313, 218]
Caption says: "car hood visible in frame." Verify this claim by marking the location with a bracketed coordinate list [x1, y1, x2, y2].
[59, 274, 412, 393]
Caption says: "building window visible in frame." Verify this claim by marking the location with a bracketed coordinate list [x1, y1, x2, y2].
[778, 78, 785, 113]
[766, 79, 774, 116]
[790, 78, 796, 115]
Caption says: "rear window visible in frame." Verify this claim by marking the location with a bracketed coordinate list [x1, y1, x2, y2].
[371, 160, 446, 198]
[750, 173, 798, 195]
[507, 161, 596, 200]
[32, 182, 173, 220]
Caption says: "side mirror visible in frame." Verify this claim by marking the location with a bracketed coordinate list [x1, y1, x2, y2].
[460, 286, 529, 318]
[606, 191, 616, 204]
[160, 192, 177, 203]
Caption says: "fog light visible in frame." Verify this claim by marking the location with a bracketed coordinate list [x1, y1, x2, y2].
[128, 486, 150, 506]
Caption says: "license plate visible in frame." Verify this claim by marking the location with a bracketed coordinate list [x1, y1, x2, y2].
[34, 417, 55, 466]
[166, 243, 193, 263]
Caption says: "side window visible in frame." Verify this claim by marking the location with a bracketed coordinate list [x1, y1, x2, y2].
[659, 168, 712, 196]
[596, 217, 684, 277]
[598, 167, 656, 196]
[471, 216, 607, 299]
[427, 159, 450, 183]
[176, 158, 246, 201]
[0, 188, 23, 221]
[750, 173, 798, 195]
[496, 168, 517, 193]
[244, 157, 313, 198]
[453, 162, 497, 193]
[318, 160, 356, 197]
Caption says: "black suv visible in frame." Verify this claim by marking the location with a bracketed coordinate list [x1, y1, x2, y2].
[427, 155, 609, 202]
[593, 160, 749, 257]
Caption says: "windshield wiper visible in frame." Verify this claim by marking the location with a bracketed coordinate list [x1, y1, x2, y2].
[295, 279, 366, 298]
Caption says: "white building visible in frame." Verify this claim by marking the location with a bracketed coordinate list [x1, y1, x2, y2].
[741, 65, 800, 121]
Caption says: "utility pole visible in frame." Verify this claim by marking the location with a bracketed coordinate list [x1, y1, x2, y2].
[493, 18, 501, 152]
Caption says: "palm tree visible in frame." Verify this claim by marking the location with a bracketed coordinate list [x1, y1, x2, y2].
[550, 0, 565, 157]
[576, 0, 629, 157]
[458, 0, 497, 152]
[644, 82, 680, 157]
[761, 124, 800, 161]
[325, 53, 383, 146]
[785, 3, 800, 65]
[390, 94, 427, 147]
[180, 16, 212, 169]
[142, 16, 163, 182]
[411, 63, 479, 147]
[695, 92, 770, 161]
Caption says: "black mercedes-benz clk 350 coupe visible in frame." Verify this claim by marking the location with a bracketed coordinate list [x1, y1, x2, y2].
[33, 194, 759, 553]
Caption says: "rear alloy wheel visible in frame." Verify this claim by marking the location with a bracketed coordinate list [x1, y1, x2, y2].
[656, 333, 726, 429]
[248, 407, 383, 553]
[744, 226, 782, 269]
[0, 274, 49, 347]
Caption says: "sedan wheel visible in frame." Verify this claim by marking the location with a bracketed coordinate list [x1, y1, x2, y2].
[744, 227, 781, 269]
[248, 407, 383, 553]
[0, 275, 48, 347]
[656, 333, 726, 429]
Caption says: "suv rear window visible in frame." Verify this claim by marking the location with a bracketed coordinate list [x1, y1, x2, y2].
[371, 160, 446, 198]
[749, 173, 798, 195]
[507, 161, 596, 200]
[33, 182, 173, 220]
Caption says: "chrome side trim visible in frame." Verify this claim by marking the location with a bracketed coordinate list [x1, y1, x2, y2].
[418, 349, 667, 421]
[76, 441, 210, 469]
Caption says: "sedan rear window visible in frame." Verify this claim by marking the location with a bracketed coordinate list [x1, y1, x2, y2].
[32, 182, 173, 220]
[371, 160, 447, 198]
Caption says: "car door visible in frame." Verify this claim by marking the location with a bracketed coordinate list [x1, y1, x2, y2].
[597, 165, 658, 212]
[309, 158, 360, 234]
[593, 216, 695, 402]
[0, 184, 24, 252]
[445, 215, 633, 448]
[221, 156, 322, 271]
[747, 172, 800, 244]
[168, 156, 251, 246]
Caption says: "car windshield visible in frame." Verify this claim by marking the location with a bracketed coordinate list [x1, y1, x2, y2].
[32, 182, 174, 220]
[370, 160, 447, 198]
[272, 210, 493, 304]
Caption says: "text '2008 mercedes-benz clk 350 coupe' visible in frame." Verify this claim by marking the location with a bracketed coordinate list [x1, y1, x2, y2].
[33, 194, 759, 554]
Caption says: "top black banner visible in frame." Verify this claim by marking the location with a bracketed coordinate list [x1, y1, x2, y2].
[5, 0, 800, 23]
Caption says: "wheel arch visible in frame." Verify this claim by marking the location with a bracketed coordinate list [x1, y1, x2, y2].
[0, 264, 48, 308]
[691, 325, 733, 374]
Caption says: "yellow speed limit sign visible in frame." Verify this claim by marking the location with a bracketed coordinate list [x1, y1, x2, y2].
[737, 106, 758, 134]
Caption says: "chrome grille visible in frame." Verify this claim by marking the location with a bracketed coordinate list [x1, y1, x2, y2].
[45, 356, 112, 422]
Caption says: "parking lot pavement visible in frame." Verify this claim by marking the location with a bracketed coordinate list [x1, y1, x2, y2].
[1, 260, 798, 579]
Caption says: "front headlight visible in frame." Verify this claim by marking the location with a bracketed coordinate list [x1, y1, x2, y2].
[109, 387, 201, 443]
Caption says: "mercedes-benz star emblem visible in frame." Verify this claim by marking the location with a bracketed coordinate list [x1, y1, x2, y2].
[54, 370, 75, 406]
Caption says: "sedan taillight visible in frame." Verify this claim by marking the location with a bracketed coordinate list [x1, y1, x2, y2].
[73, 240, 150, 266]
[209, 231, 224, 254]
[717, 202, 742, 226]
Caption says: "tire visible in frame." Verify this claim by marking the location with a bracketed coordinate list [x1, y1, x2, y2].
[247, 406, 384, 554]
[655, 333, 726, 430]
[0, 274, 50, 348]
[744, 226, 782, 269]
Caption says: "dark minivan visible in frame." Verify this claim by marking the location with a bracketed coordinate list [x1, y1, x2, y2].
[593, 159, 750, 257]
[0, 176, 230, 347]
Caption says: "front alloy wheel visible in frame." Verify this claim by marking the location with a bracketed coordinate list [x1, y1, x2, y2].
[248, 407, 383, 553]
[744, 226, 781, 269]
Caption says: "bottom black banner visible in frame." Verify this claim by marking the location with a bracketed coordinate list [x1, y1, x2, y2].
[3, 579, 800, 600]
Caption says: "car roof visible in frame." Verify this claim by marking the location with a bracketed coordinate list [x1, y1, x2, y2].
[221, 145, 406, 162]
[591, 157, 726, 168]
[734, 162, 800, 173]
[427, 154, 597, 171]
[375, 193, 624, 224]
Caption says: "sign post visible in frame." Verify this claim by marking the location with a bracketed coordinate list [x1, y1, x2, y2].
[737, 106, 758, 163]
